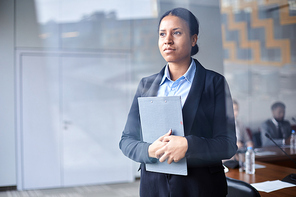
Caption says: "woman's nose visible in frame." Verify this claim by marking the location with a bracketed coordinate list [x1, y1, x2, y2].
[164, 34, 173, 45]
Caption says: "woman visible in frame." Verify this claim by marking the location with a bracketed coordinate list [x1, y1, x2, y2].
[233, 99, 254, 149]
[119, 8, 237, 197]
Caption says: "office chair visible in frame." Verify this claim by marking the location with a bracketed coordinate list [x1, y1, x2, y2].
[252, 131, 262, 148]
[246, 127, 253, 140]
[226, 177, 261, 197]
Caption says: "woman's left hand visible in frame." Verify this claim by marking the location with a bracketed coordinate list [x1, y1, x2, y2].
[155, 136, 188, 164]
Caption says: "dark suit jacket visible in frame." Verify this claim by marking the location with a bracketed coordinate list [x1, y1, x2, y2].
[260, 119, 291, 147]
[119, 59, 237, 197]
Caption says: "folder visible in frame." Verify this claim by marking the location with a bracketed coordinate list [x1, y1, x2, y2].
[138, 96, 187, 176]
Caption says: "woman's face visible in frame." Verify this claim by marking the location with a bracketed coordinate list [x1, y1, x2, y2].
[158, 15, 197, 65]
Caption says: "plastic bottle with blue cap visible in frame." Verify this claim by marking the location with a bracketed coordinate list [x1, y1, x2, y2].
[290, 130, 296, 149]
[245, 146, 255, 174]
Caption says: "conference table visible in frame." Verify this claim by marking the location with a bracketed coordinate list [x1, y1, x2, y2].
[226, 146, 296, 196]
[226, 161, 296, 196]
[255, 146, 296, 169]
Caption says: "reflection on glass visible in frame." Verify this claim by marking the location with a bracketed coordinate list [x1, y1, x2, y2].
[221, 0, 296, 134]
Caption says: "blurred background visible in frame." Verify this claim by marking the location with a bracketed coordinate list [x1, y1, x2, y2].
[0, 0, 295, 191]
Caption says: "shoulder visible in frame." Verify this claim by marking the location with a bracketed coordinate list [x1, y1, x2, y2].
[140, 73, 159, 84]
[283, 120, 291, 127]
[194, 59, 223, 77]
[205, 69, 225, 84]
[138, 73, 161, 91]
[136, 67, 165, 96]
[139, 66, 165, 84]
[193, 59, 225, 85]
[261, 119, 273, 127]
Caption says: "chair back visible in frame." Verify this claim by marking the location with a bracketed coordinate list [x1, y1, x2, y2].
[252, 131, 262, 148]
[291, 124, 296, 132]
[246, 127, 253, 140]
[226, 177, 261, 197]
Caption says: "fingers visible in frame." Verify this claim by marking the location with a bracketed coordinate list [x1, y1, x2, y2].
[166, 129, 172, 136]
[148, 140, 168, 158]
[155, 146, 166, 159]
[159, 153, 168, 163]
[154, 130, 188, 164]
[156, 136, 188, 164]
[162, 136, 171, 142]
[158, 152, 180, 164]
[156, 145, 176, 164]
[159, 129, 172, 141]
[158, 151, 173, 164]
[149, 130, 173, 158]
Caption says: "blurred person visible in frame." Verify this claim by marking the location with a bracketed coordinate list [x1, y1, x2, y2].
[233, 100, 253, 149]
[119, 7, 237, 197]
[261, 101, 291, 147]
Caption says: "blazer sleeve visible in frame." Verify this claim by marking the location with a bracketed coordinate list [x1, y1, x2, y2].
[119, 78, 157, 164]
[185, 75, 237, 162]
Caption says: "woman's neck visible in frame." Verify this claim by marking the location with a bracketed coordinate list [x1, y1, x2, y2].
[168, 58, 192, 81]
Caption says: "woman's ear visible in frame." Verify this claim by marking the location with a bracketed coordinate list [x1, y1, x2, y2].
[191, 34, 198, 47]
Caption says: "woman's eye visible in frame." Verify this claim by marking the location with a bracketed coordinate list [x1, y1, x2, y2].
[174, 31, 181, 35]
[159, 32, 165, 37]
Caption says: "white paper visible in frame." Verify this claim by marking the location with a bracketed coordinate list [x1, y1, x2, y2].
[223, 165, 229, 173]
[251, 180, 296, 193]
[254, 164, 266, 169]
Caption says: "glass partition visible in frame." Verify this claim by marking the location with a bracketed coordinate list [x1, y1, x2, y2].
[15, 0, 295, 189]
[221, 0, 296, 134]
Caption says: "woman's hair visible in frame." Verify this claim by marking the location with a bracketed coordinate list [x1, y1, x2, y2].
[158, 7, 199, 56]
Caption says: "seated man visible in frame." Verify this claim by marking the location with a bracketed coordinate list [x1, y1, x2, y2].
[233, 100, 253, 149]
[261, 101, 291, 147]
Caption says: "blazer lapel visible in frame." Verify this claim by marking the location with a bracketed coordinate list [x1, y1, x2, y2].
[182, 59, 206, 135]
[143, 67, 165, 97]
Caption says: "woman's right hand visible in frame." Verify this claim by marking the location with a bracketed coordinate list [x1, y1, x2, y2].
[148, 129, 172, 158]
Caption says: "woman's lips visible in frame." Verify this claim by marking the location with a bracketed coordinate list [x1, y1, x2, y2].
[164, 48, 175, 53]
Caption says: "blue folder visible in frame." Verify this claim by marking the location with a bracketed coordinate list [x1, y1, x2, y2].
[138, 96, 187, 176]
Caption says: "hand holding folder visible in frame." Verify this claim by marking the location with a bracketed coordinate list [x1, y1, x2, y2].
[155, 131, 188, 164]
[138, 96, 188, 176]
[148, 129, 172, 159]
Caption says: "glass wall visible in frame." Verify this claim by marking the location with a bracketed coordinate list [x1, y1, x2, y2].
[221, 0, 296, 138]
[10, 0, 296, 190]
[14, 0, 225, 189]
[1, 0, 292, 190]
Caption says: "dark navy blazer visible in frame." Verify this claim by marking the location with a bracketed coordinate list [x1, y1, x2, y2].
[119, 59, 237, 197]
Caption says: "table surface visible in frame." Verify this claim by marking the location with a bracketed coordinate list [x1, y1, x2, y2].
[255, 146, 296, 169]
[226, 161, 296, 197]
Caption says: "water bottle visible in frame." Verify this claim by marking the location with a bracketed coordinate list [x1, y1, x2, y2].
[290, 130, 296, 149]
[245, 146, 255, 174]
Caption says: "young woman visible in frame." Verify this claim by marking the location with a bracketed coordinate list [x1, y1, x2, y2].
[119, 7, 237, 197]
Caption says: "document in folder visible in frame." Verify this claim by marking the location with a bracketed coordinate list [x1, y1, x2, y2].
[138, 96, 187, 176]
